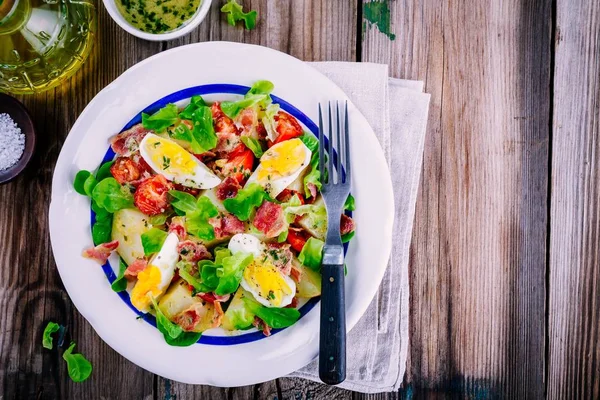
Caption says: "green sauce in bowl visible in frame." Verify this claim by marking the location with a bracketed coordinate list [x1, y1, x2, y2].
[116, 0, 201, 34]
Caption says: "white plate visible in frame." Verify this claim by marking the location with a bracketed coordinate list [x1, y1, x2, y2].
[49, 42, 394, 386]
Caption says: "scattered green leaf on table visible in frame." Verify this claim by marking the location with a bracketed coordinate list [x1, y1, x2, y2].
[221, 0, 257, 30]
[42, 322, 61, 349]
[63, 343, 92, 382]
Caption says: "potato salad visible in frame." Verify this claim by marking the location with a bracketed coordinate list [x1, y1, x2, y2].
[73, 81, 356, 346]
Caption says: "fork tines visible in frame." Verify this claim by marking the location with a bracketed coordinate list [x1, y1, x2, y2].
[318, 102, 351, 188]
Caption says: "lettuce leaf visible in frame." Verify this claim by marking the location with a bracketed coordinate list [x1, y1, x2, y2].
[299, 132, 319, 153]
[141, 228, 168, 256]
[223, 183, 268, 221]
[262, 103, 280, 141]
[344, 194, 355, 211]
[220, 81, 274, 118]
[186, 196, 219, 240]
[96, 161, 115, 181]
[168, 190, 198, 214]
[240, 136, 264, 158]
[221, 0, 257, 30]
[190, 106, 218, 153]
[298, 237, 324, 271]
[91, 178, 134, 213]
[142, 103, 179, 132]
[179, 95, 207, 120]
[111, 258, 128, 292]
[242, 297, 300, 328]
[215, 251, 254, 295]
[150, 296, 183, 339]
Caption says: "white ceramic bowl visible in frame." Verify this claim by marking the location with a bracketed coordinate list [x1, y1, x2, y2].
[49, 42, 394, 386]
[102, 0, 212, 41]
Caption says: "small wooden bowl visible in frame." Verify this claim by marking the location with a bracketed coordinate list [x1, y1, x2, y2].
[0, 93, 36, 184]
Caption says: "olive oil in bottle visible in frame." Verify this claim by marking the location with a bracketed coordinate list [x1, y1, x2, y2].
[0, 0, 96, 94]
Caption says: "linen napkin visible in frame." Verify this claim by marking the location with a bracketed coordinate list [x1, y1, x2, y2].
[288, 62, 431, 393]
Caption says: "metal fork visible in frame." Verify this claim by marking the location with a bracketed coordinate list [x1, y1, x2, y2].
[318, 101, 351, 385]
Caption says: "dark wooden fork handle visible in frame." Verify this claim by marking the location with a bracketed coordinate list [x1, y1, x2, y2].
[319, 263, 346, 385]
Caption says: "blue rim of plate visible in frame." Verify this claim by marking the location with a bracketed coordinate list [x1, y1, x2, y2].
[91, 84, 351, 345]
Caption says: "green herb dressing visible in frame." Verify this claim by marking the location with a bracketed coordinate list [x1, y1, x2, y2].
[117, 0, 201, 34]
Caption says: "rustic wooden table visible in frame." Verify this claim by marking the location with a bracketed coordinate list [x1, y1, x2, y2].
[2, 0, 599, 398]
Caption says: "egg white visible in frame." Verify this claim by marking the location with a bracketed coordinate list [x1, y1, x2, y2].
[228, 233, 296, 308]
[139, 133, 221, 189]
[228, 233, 264, 257]
[245, 138, 312, 198]
[130, 232, 179, 312]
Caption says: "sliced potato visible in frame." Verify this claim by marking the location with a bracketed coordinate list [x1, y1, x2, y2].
[111, 208, 153, 265]
[297, 196, 327, 240]
[294, 258, 322, 298]
[193, 302, 216, 333]
[157, 280, 216, 333]
[158, 280, 200, 320]
[222, 288, 255, 331]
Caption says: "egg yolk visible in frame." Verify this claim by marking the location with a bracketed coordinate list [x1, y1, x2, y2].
[143, 136, 197, 175]
[131, 265, 163, 311]
[257, 139, 307, 182]
[243, 263, 293, 307]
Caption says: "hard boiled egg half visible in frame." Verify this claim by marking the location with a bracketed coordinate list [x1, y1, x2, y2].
[131, 232, 179, 312]
[139, 133, 221, 189]
[228, 233, 296, 308]
[245, 138, 311, 198]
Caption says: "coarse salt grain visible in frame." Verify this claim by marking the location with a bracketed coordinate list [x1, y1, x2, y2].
[0, 113, 25, 171]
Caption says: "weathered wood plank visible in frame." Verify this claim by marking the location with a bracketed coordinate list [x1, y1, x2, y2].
[0, 3, 160, 400]
[547, 0, 600, 398]
[362, 0, 551, 397]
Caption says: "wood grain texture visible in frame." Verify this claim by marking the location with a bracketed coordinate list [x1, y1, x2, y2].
[362, 0, 551, 397]
[547, 0, 600, 398]
[0, 4, 160, 400]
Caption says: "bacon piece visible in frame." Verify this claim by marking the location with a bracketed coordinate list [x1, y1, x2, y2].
[276, 189, 305, 204]
[209, 212, 245, 239]
[211, 301, 225, 328]
[174, 303, 206, 332]
[252, 201, 286, 238]
[197, 292, 230, 304]
[177, 240, 211, 262]
[285, 296, 299, 309]
[124, 258, 148, 279]
[168, 216, 187, 240]
[253, 316, 272, 336]
[235, 107, 260, 139]
[211, 102, 241, 155]
[173, 183, 200, 197]
[290, 263, 302, 283]
[82, 240, 119, 265]
[340, 214, 355, 236]
[215, 176, 241, 201]
[306, 182, 318, 200]
[110, 124, 150, 156]
[264, 243, 293, 275]
[110, 156, 151, 185]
